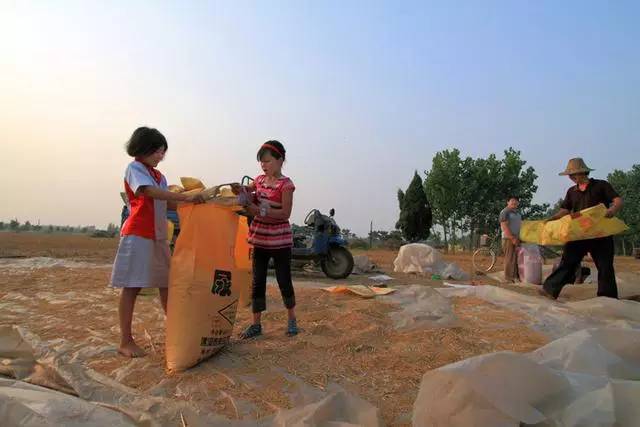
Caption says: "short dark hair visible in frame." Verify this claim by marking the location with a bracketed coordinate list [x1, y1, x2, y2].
[507, 195, 519, 201]
[257, 140, 286, 161]
[126, 127, 168, 157]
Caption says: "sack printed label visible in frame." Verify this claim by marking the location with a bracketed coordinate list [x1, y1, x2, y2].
[212, 269, 232, 296]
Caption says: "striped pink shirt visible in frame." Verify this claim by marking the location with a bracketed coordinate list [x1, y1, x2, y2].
[248, 175, 295, 249]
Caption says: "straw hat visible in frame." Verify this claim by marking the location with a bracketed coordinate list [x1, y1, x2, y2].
[559, 158, 594, 176]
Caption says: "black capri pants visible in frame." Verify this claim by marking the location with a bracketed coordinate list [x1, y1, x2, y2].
[251, 247, 296, 313]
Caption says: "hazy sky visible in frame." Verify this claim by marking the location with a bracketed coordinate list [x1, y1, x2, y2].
[1, 1, 638, 235]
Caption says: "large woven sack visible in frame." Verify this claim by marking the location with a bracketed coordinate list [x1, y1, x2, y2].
[166, 203, 243, 372]
[234, 216, 252, 308]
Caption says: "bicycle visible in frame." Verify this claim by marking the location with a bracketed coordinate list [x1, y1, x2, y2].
[472, 233, 563, 275]
[472, 233, 500, 274]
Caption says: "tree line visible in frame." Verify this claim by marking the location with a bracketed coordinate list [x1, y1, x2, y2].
[0, 219, 120, 236]
[608, 165, 640, 253]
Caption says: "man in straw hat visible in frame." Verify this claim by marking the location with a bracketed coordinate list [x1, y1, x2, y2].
[539, 158, 623, 300]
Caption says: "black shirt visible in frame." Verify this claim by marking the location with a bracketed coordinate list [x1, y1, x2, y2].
[560, 179, 619, 213]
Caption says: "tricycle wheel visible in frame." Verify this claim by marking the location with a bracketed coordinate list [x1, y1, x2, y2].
[321, 246, 354, 279]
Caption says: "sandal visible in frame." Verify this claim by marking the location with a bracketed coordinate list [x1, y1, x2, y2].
[286, 319, 298, 336]
[239, 324, 262, 339]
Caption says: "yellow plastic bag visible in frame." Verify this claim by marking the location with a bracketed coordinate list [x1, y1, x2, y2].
[180, 177, 205, 191]
[323, 285, 396, 298]
[520, 204, 628, 246]
[166, 203, 243, 372]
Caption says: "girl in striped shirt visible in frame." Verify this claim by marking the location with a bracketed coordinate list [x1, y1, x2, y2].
[239, 140, 298, 338]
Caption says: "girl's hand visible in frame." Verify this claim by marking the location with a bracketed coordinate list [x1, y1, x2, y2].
[185, 192, 206, 204]
[246, 203, 260, 217]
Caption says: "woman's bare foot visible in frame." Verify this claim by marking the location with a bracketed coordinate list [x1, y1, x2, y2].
[118, 340, 146, 358]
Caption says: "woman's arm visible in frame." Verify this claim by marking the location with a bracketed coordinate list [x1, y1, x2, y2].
[140, 186, 204, 203]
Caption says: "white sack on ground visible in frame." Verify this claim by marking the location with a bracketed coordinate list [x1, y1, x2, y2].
[393, 244, 469, 280]
[413, 328, 640, 427]
[353, 255, 376, 274]
[393, 244, 443, 274]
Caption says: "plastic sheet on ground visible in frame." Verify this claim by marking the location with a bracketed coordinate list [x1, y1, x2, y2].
[488, 269, 640, 300]
[4, 255, 639, 426]
[437, 285, 640, 338]
[393, 243, 469, 280]
[388, 285, 457, 329]
[0, 326, 383, 427]
[368, 274, 393, 283]
[520, 204, 628, 246]
[442, 282, 474, 289]
[322, 285, 395, 298]
[412, 328, 640, 427]
[0, 378, 141, 427]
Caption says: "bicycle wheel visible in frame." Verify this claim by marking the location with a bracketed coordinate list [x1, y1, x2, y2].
[472, 247, 496, 274]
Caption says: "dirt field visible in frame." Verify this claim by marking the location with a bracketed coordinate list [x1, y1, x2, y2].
[0, 232, 117, 261]
[1, 232, 639, 424]
[2, 232, 637, 277]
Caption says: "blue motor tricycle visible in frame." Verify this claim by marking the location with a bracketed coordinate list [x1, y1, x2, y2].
[291, 208, 354, 279]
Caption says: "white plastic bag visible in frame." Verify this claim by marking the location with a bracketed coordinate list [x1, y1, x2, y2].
[517, 244, 542, 285]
